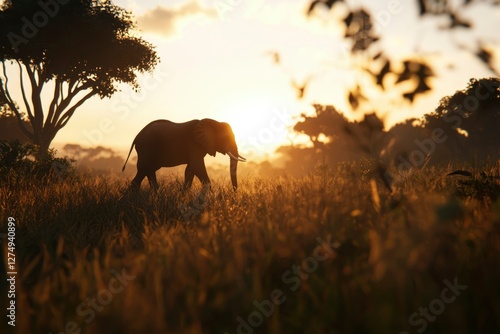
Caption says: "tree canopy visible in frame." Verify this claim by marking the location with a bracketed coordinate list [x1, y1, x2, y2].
[279, 77, 500, 176]
[0, 0, 158, 158]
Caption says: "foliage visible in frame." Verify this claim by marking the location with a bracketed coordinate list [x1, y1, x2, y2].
[0, 0, 158, 96]
[62, 143, 128, 175]
[0, 163, 499, 333]
[450, 170, 500, 202]
[280, 78, 500, 174]
[0, 106, 32, 142]
[423, 77, 500, 160]
[0, 0, 159, 157]
[0, 140, 75, 184]
[432, 77, 500, 118]
[279, 104, 388, 176]
[306, 0, 499, 110]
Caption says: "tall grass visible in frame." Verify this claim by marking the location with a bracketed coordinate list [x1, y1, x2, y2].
[1, 162, 499, 333]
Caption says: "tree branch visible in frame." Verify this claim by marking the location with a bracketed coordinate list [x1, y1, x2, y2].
[0, 61, 35, 142]
[47, 75, 62, 126]
[33, 63, 45, 90]
[16, 60, 35, 124]
[55, 90, 97, 131]
[53, 80, 93, 122]
[24, 64, 44, 131]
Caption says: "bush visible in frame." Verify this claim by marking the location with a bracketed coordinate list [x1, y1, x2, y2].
[0, 140, 75, 184]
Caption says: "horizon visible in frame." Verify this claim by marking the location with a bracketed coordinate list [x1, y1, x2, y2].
[42, 0, 498, 162]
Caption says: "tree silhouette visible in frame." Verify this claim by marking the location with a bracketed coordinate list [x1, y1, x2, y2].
[0, 0, 158, 159]
[279, 104, 386, 175]
[0, 105, 32, 143]
[276, 1, 500, 175]
[423, 77, 500, 161]
[62, 143, 128, 174]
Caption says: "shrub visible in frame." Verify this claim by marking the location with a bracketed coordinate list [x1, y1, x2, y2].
[0, 140, 75, 184]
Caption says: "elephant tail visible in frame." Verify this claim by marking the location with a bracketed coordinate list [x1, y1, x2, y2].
[122, 140, 135, 172]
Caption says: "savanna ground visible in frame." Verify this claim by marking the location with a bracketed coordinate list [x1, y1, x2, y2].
[1, 161, 500, 334]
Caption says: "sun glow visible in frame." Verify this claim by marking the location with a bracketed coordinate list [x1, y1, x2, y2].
[219, 95, 297, 159]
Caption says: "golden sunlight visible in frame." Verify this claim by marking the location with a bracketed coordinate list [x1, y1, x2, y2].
[219, 94, 296, 157]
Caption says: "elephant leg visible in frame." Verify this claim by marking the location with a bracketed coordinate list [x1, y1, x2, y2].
[131, 170, 146, 189]
[184, 164, 195, 189]
[147, 171, 159, 191]
[193, 159, 211, 186]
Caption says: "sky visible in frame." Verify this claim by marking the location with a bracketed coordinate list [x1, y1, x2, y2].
[39, 0, 499, 162]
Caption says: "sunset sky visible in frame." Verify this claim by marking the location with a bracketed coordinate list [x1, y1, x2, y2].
[48, 0, 499, 161]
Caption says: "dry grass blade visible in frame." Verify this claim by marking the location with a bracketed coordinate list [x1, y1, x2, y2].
[447, 170, 473, 177]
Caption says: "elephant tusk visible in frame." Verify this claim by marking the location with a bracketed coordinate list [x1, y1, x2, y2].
[228, 152, 247, 162]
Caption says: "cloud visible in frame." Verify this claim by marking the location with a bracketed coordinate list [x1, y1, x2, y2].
[137, 1, 217, 36]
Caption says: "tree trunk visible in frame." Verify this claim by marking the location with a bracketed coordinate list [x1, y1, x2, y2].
[34, 130, 56, 161]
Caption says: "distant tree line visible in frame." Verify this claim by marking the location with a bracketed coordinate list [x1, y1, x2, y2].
[279, 77, 500, 176]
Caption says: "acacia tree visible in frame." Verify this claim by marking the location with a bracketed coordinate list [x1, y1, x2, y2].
[0, 0, 158, 159]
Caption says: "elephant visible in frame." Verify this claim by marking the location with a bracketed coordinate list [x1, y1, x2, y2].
[122, 119, 246, 190]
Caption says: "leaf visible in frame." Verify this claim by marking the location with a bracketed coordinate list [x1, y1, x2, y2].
[476, 46, 496, 73]
[325, 0, 343, 8]
[266, 51, 280, 64]
[449, 12, 472, 29]
[447, 170, 473, 177]
[396, 69, 412, 84]
[415, 79, 432, 94]
[403, 79, 432, 102]
[417, 0, 426, 15]
[348, 91, 359, 109]
[417, 62, 434, 78]
[307, 0, 343, 15]
[396, 60, 434, 84]
[372, 52, 383, 61]
[376, 60, 391, 88]
[307, 0, 322, 15]
[396, 60, 413, 83]
[403, 91, 416, 102]
[353, 36, 379, 52]
[344, 12, 354, 27]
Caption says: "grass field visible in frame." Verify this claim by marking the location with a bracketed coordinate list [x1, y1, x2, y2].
[1, 161, 500, 334]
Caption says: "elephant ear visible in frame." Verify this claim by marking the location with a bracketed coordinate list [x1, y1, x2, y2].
[194, 119, 217, 157]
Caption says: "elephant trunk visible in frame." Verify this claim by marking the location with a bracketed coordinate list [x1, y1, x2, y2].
[230, 157, 238, 189]
[227, 151, 245, 190]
